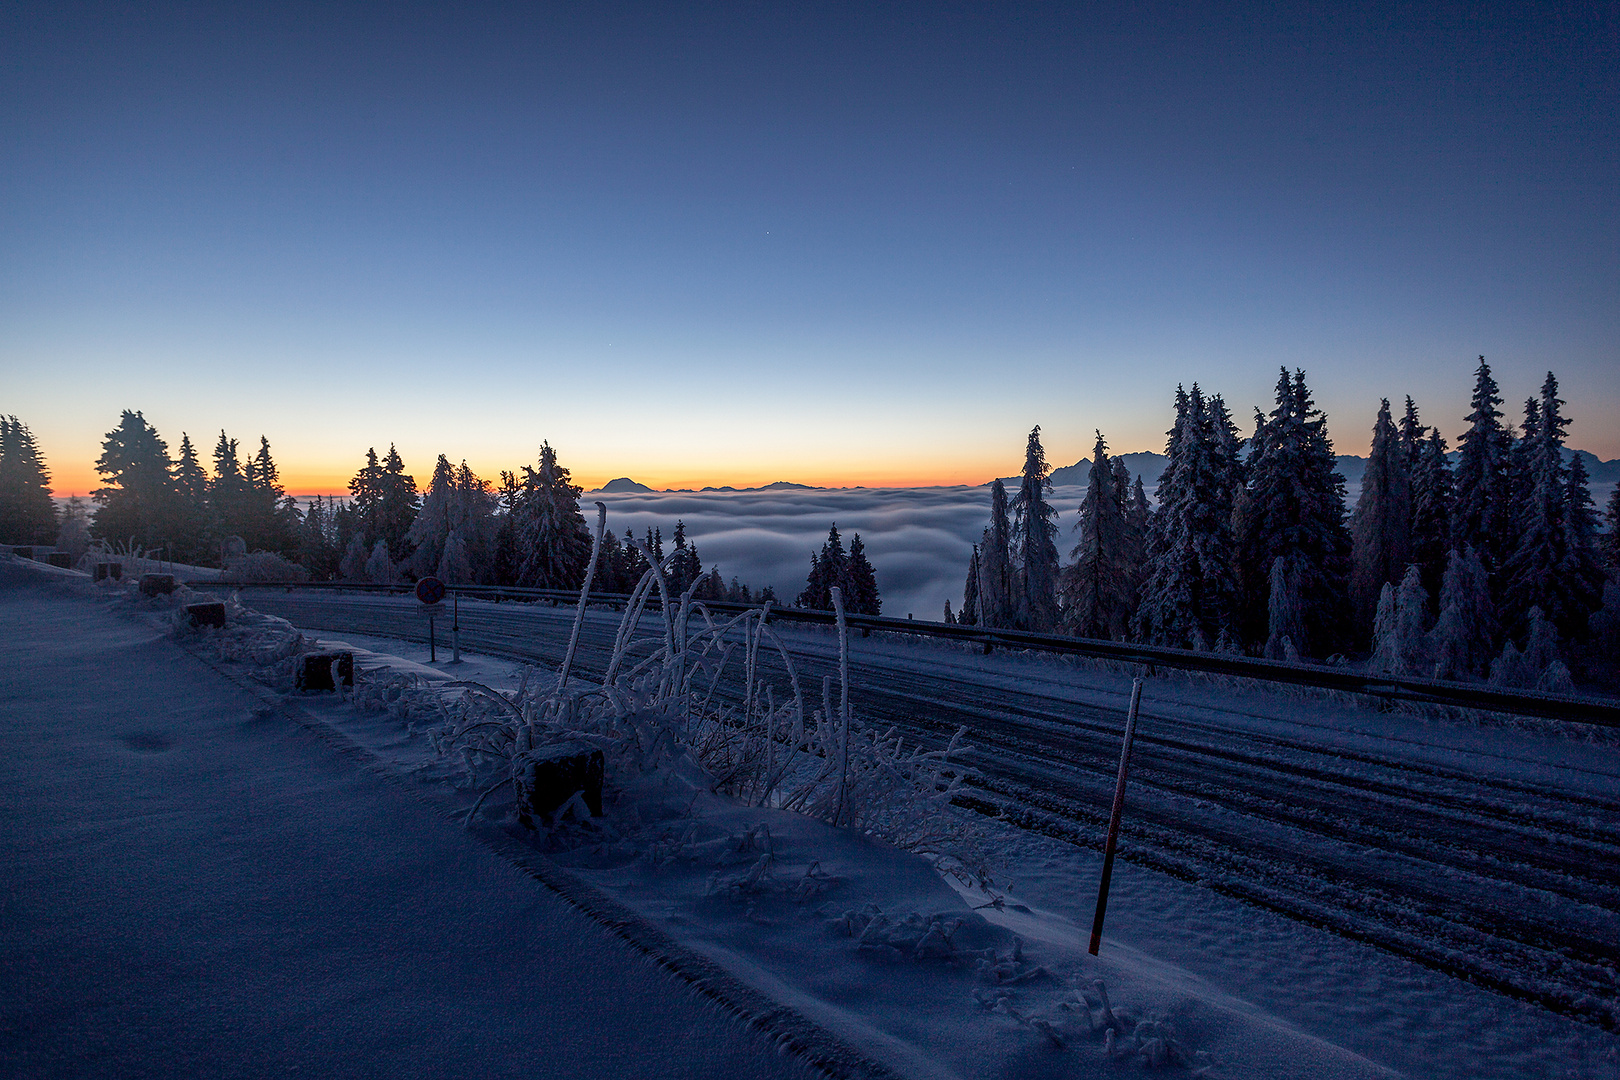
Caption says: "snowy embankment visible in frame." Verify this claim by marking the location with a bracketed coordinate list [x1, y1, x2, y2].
[7, 557, 1618, 1079]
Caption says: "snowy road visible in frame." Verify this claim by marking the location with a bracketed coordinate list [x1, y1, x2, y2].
[0, 569, 830, 1079]
[244, 589, 1620, 1032]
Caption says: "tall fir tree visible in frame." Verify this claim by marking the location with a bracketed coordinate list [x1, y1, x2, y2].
[93, 410, 178, 551]
[844, 533, 882, 615]
[0, 416, 58, 545]
[1062, 431, 1135, 640]
[959, 545, 982, 626]
[512, 442, 590, 589]
[1349, 399, 1413, 640]
[1010, 426, 1061, 632]
[1409, 427, 1454, 604]
[977, 480, 1015, 628]
[667, 520, 704, 596]
[1451, 357, 1514, 570]
[797, 524, 848, 610]
[171, 433, 212, 563]
[211, 431, 251, 553]
[1604, 485, 1620, 580]
[1135, 386, 1242, 649]
[1501, 373, 1601, 640]
[1237, 369, 1351, 656]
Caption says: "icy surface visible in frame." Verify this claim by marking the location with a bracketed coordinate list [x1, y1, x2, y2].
[5, 559, 1619, 1079]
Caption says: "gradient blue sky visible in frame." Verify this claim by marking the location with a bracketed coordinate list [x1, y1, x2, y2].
[3, 2, 1616, 494]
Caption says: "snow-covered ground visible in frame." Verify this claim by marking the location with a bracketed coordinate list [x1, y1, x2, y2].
[5, 558, 1618, 1078]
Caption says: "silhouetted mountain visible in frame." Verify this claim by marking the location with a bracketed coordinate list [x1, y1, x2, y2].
[595, 478, 654, 493]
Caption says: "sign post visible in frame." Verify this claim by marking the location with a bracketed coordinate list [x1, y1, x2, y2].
[416, 577, 446, 663]
[451, 590, 461, 664]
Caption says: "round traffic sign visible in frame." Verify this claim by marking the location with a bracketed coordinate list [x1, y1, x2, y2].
[416, 576, 446, 605]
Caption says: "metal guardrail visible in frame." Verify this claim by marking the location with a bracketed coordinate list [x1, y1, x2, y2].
[212, 578, 1620, 727]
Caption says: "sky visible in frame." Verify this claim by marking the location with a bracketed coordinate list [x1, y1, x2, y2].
[2, 2, 1616, 496]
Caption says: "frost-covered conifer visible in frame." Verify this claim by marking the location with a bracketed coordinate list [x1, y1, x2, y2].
[1264, 556, 1305, 662]
[977, 481, 1015, 629]
[1409, 428, 1453, 602]
[1603, 486, 1620, 579]
[1429, 546, 1496, 679]
[437, 530, 474, 584]
[1452, 358, 1514, 568]
[339, 532, 368, 581]
[0, 415, 58, 546]
[1010, 426, 1060, 632]
[1136, 387, 1242, 648]
[1063, 431, 1135, 639]
[1350, 399, 1412, 639]
[1502, 373, 1600, 640]
[959, 545, 981, 626]
[364, 538, 398, 584]
[1239, 369, 1351, 656]
[55, 495, 91, 559]
[1369, 566, 1429, 676]
[512, 442, 590, 589]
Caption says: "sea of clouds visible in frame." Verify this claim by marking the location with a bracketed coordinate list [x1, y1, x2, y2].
[592, 483, 1088, 621]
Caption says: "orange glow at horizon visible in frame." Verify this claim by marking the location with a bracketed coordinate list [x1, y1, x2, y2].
[48, 461, 1007, 498]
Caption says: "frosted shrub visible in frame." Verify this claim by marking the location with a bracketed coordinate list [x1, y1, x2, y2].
[435, 506, 977, 862]
[222, 551, 310, 583]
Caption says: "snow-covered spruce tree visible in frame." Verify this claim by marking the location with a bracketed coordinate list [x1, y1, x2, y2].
[347, 444, 417, 563]
[1350, 399, 1413, 641]
[407, 455, 499, 584]
[977, 480, 1015, 629]
[364, 538, 399, 584]
[667, 520, 703, 596]
[1010, 425, 1061, 632]
[93, 410, 179, 552]
[1409, 427, 1454, 603]
[959, 544, 981, 626]
[0, 415, 58, 545]
[1430, 545, 1497, 680]
[1238, 369, 1352, 657]
[339, 531, 369, 581]
[1452, 357, 1514, 572]
[511, 442, 590, 589]
[1369, 565, 1430, 677]
[1062, 431, 1135, 640]
[844, 533, 882, 615]
[1501, 372, 1602, 641]
[296, 495, 342, 580]
[1136, 386, 1242, 649]
[1264, 555, 1305, 662]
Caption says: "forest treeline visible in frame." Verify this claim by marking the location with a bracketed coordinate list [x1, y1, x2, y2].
[0, 415, 819, 605]
[952, 361, 1620, 689]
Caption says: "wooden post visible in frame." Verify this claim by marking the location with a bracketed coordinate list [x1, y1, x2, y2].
[1089, 677, 1143, 956]
[451, 591, 461, 663]
[429, 614, 437, 662]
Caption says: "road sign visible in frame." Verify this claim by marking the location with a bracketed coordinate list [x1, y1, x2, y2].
[416, 577, 445, 605]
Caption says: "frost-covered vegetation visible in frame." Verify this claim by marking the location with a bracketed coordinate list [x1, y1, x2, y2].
[956, 362, 1619, 689]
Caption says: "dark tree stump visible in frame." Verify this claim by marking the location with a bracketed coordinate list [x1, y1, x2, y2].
[94, 563, 122, 581]
[522, 741, 605, 824]
[140, 573, 176, 597]
[186, 602, 226, 628]
[12, 547, 32, 560]
[296, 651, 354, 691]
[47, 553, 71, 568]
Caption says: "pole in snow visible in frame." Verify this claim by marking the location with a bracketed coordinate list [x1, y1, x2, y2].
[1089, 676, 1144, 956]
[451, 591, 461, 664]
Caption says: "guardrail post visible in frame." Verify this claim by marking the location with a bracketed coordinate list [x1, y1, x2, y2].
[1089, 677, 1144, 955]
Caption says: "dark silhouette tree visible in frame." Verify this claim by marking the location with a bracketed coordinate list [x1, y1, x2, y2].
[1010, 426, 1060, 632]
[1452, 357, 1513, 570]
[0, 416, 58, 545]
[513, 442, 589, 589]
[1063, 431, 1135, 640]
[1237, 369, 1351, 657]
[93, 410, 178, 552]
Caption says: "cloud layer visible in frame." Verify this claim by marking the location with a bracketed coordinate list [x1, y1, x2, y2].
[591, 484, 1090, 620]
